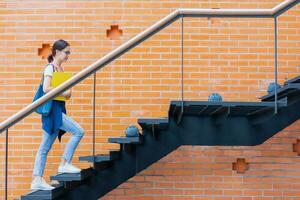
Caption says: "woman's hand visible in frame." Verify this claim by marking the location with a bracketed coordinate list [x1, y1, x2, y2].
[62, 90, 72, 100]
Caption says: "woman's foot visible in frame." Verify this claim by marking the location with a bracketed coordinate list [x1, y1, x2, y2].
[30, 177, 55, 190]
[58, 162, 81, 174]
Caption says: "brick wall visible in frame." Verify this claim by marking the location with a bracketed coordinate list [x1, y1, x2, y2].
[0, 0, 299, 199]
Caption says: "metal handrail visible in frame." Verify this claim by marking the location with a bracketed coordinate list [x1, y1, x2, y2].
[0, 0, 298, 133]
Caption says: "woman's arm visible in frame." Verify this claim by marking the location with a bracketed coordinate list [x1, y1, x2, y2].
[43, 75, 54, 93]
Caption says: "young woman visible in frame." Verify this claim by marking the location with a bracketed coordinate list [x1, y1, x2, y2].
[31, 39, 84, 190]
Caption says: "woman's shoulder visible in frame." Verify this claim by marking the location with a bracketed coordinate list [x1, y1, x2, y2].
[44, 63, 54, 76]
[44, 63, 54, 69]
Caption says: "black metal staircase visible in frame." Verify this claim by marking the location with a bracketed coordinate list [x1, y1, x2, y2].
[21, 74, 300, 200]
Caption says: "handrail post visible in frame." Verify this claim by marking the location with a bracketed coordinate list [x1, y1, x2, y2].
[274, 17, 278, 114]
[5, 129, 8, 200]
[181, 15, 184, 110]
[177, 15, 184, 125]
[93, 73, 96, 165]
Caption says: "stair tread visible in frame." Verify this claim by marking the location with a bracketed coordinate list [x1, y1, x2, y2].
[138, 118, 169, 130]
[171, 100, 283, 107]
[79, 151, 120, 163]
[138, 118, 168, 124]
[51, 168, 94, 182]
[284, 75, 300, 85]
[229, 105, 273, 116]
[170, 100, 286, 116]
[108, 136, 141, 144]
[21, 185, 64, 200]
[260, 83, 300, 101]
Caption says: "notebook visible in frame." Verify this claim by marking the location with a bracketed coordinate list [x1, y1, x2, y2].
[51, 72, 72, 101]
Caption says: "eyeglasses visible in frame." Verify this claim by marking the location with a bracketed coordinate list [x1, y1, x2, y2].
[63, 50, 71, 55]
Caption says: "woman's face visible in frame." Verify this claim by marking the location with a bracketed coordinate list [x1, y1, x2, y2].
[56, 46, 71, 63]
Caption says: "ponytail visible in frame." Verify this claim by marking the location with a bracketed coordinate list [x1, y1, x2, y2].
[47, 54, 53, 63]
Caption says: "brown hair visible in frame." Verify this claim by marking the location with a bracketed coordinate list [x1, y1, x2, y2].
[47, 39, 70, 63]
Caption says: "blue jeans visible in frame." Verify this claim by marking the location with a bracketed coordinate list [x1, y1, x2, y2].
[33, 113, 84, 177]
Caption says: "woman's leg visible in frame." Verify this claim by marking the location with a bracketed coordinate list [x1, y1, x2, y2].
[31, 130, 57, 190]
[32, 131, 58, 177]
[59, 113, 84, 163]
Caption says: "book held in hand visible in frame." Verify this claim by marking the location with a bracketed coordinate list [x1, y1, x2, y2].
[51, 72, 72, 101]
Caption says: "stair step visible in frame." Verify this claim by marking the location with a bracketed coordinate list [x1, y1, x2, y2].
[21, 185, 64, 200]
[229, 105, 272, 116]
[108, 136, 141, 144]
[284, 75, 300, 85]
[50, 168, 94, 182]
[261, 83, 300, 101]
[170, 100, 287, 116]
[138, 118, 169, 130]
[79, 151, 120, 163]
